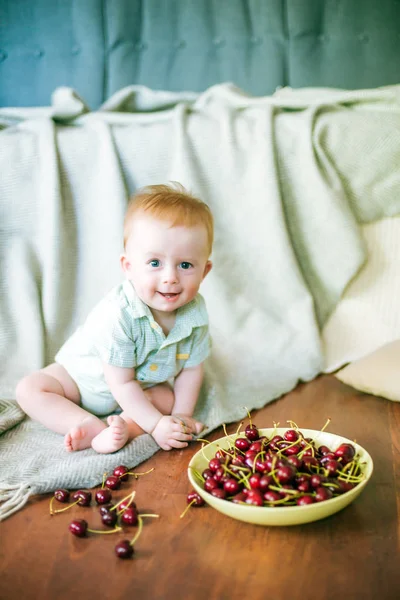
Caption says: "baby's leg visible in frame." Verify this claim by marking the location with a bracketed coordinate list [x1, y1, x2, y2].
[15, 363, 106, 451]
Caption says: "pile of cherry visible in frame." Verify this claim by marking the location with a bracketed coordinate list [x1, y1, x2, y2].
[50, 465, 157, 559]
[192, 422, 366, 507]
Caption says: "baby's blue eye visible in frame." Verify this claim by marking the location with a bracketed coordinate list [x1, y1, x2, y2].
[180, 262, 192, 270]
[149, 259, 160, 267]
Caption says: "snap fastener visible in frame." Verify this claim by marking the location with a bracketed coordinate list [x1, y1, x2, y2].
[318, 34, 326, 42]
[34, 48, 44, 58]
[175, 40, 186, 49]
[359, 33, 369, 43]
[149, 364, 158, 371]
[71, 45, 81, 55]
[250, 36, 262, 45]
[0, 50, 7, 62]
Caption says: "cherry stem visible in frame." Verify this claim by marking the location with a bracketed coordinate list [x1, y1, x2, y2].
[189, 466, 205, 484]
[124, 467, 155, 479]
[129, 515, 143, 546]
[110, 490, 136, 512]
[52, 499, 80, 514]
[235, 421, 244, 438]
[101, 472, 107, 489]
[286, 420, 299, 431]
[196, 438, 211, 444]
[49, 496, 56, 515]
[87, 526, 122, 535]
[179, 499, 196, 519]
[320, 417, 331, 433]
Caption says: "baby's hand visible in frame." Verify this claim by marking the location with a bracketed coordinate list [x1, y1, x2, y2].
[172, 414, 204, 436]
[151, 415, 195, 451]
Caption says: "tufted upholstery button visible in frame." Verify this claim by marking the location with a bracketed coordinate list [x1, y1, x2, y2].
[213, 38, 226, 48]
[71, 45, 81, 55]
[0, 50, 7, 62]
[135, 41, 148, 51]
[34, 48, 44, 58]
[175, 40, 186, 49]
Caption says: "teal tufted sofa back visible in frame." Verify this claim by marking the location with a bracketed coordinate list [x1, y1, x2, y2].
[1, 0, 400, 108]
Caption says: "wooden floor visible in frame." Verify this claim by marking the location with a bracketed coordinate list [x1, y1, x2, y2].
[1, 374, 399, 600]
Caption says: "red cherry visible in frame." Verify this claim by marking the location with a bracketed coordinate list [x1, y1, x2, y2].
[187, 491, 205, 506]
[249, 473, 262, 490]
[101, 509, 118, 527]
[72, 490, 92, 506]
[118, 498, 137, 512]
[277, 465, 296, 484]
[325, 459, 341, 476]
[232, 492, 247, 503]
[202, 468, 214, 480]
[54, 489, 70, 503]
[211, 488, 227, 499]
[115, 540, 134, 559]
[245, 489, 263, 506]
[235, 437, 250, 452]
[297, 480, 311, 493]
[121, 507, 138, 526]
[245, 424, 259, 441]
[113, 465, 129, 481]
[259, 475, 272, 492]
[297, 495, 315, 506]
[284, 429, 299, 442]
[95, 489, 112, 505]
[264, 490, 281, 503]
[105, 476, 121, 490]
[334, 443, 356, 462]
[315, 486, 333, 502]
[223, 478, 241, 495]
[99, 503, 115, 515]
[249, 440, 263, 453]
[69, 519, 88, 537]
[208, 458, 221, 472]
[204, 477, 219, 492]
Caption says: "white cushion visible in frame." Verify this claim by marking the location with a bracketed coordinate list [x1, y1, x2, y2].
[323, 216, 400, 372]
[335, 339, 400, 401]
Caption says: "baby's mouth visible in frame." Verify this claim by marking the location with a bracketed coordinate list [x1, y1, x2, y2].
[158, 292, 180, 299]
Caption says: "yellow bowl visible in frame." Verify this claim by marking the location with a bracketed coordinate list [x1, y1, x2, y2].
[188, 428, 373, 526]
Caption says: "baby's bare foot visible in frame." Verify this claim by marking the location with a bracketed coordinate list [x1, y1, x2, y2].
[91, 415, 129, 454]
[64, 417, 106, 452]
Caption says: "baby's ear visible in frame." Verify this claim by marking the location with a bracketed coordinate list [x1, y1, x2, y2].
[120, 253, 131, 275]
[202, 260, 212, 279]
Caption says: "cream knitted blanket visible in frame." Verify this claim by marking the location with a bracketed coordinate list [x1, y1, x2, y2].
[2, 83, 400, 520]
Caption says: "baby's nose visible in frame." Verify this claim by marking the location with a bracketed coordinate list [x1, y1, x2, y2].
[163, 268, 178, 284]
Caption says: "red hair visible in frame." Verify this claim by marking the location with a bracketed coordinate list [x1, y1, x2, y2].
[124, 182, 214, 254]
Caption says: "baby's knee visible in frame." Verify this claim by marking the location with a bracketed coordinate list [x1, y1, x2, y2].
[15, 374, 35, 406]
[15, 372, 51, 406]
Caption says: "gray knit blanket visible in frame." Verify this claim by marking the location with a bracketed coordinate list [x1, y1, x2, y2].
[2, 83, 400, 520]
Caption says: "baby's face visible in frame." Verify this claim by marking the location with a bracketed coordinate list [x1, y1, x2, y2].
[121, 215, 212, 316]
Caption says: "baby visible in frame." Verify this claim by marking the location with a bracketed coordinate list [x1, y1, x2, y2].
[16, 183, 213, 453]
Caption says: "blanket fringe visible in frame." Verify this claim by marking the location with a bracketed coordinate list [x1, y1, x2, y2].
[0, 483, 32, 521]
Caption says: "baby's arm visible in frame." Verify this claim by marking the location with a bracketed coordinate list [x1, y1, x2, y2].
[172, 363, 205, 434]
[102, 362, 193, 450]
